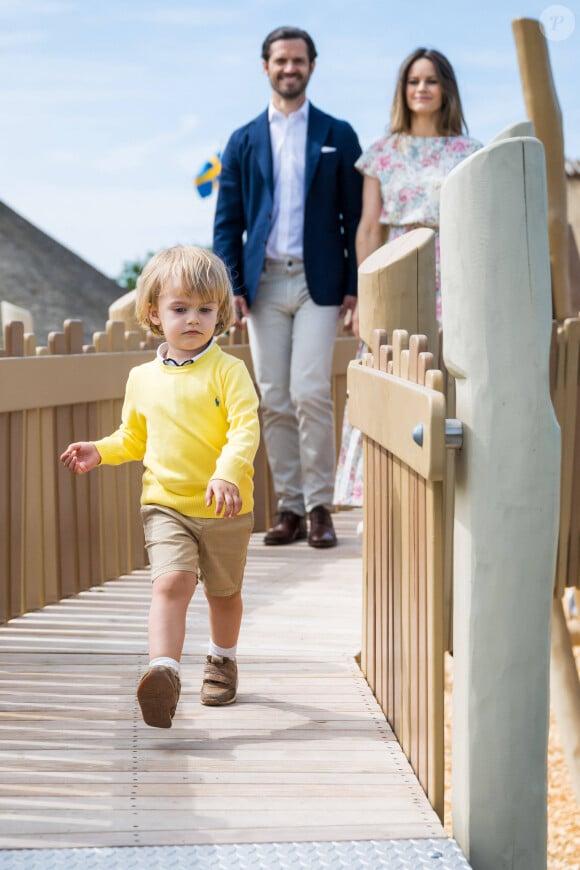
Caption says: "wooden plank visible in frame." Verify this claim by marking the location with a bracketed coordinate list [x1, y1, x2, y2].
[22, 408, 44, 612]
[364, 353, 376, 690]
[417, 352, 434, 794]
[54, 404, 78, 598]
[0, 413, 10, 623]
[372, 331, 388, 709]
[9, 410, 24, 618]
[360, 427, 369, 677]
[71, 402, 92, 590]
[424, 368, 448, 820]
[97, 399, 121, 580]
[0, 352, 154, 412]
[379, 346, 391, 716]
[569, 345, 580, 588]
[86, 401, 102, 585]
[391, 332, 406, 743]
[40, 408, 59, 605]
[555, 319, 579, 594]
[408, 337, 425, 779]
[399, 346, 411, 760]
[348, 361, 446, 480]
[0, 340, 357, 415]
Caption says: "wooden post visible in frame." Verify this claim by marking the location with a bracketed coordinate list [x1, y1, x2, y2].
[550, 596, 580, 803]
[440, 137, 560, 868]
[357, 228, 438, 354]
[512, 17, 577, 318]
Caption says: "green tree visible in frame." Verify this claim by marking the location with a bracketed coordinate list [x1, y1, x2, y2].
[116, 252, 156, 291]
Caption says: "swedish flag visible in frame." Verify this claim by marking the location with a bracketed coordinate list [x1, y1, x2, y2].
[194, 152, 221, 198]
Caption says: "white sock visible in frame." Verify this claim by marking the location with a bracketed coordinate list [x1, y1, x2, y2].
[208, 640, 237, 660]
[149, 656, 180, 675]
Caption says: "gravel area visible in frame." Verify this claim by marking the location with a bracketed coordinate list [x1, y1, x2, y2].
[443, 648, 580, 869]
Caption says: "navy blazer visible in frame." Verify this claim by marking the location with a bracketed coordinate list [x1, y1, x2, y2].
[213, 104, 362, 307]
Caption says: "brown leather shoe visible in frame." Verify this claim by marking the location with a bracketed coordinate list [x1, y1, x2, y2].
[137, 666, 181, 729]
[264, 511, 307, 545]
[200, 655, 238, 706]
[308, 505, 337, 548]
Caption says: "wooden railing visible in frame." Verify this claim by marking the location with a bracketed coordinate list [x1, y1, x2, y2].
[0, 317, 357, 624]
[348, 327, 447, 820]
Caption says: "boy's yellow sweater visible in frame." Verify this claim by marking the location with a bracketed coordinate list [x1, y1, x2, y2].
[94, 343, 260, 518]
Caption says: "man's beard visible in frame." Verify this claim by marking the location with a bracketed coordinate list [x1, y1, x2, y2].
[272, 74, 309, 100]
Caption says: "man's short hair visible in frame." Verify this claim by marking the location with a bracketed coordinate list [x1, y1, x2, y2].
[261, 27, 317, 63]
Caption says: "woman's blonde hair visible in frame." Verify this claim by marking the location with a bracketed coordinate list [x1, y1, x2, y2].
[135, 246, 235, 337]
[390, 47, 467, 136]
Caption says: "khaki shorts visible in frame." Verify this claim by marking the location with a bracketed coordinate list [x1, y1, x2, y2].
[141, 505, 254, 597]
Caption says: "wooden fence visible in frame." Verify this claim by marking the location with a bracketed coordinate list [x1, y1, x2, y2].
[348, 326, 447, 820]
[0, 317, 357, 624]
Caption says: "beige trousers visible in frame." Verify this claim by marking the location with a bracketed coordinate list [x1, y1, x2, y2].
[246, 259, 340, 516]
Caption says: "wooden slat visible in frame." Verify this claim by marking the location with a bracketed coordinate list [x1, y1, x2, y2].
[364, 352, 376, 690]
[86, 401, 102, 585]
[399, 345, 411, 759]
[555, 320, 577, 594]
[9, 410, 24, 617]
[0, 413, 10, 623]
[40, 408, 59, 605]
[425, 367, 445, 819]
[379, 345, 392, 720]
[22, 407, 44, 612]
[97, 399, 121, 581]
[417, 351, 434, 793]
[55, 404, 78, 598]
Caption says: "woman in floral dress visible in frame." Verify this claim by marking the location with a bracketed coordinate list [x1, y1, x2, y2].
[334, 47, 481, 507]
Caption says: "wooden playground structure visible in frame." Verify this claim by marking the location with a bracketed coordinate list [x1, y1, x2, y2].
[0, 17, 578, 870]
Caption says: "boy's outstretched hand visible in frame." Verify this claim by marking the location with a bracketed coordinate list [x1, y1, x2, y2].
[60, 442, 101, 474]
[206, 479, 241, 518]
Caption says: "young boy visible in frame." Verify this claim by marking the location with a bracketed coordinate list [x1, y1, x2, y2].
[60, 246, 260, 729]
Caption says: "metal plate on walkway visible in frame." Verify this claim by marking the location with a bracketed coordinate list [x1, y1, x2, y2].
[0, 839, 470, 869]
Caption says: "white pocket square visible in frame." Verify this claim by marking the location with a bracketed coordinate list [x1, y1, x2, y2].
[321, 145, 336, 153]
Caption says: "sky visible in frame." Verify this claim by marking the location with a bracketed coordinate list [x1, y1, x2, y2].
[0, 0, 578, 281]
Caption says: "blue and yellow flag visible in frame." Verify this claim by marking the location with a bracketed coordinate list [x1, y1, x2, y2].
[194, 152, 221, 198]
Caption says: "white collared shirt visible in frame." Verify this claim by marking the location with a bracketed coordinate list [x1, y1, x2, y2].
[157, 339, 214, 366]
[266, 100, 309, 261]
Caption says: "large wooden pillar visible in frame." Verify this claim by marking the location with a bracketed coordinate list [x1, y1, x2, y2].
[440, 137, 560, 868]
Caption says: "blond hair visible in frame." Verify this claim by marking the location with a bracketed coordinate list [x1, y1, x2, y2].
[135, 246, 235, 337]
[390, 47, 467, 137]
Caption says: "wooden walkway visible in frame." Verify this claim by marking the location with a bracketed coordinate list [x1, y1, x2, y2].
[0, 509, 446, 849]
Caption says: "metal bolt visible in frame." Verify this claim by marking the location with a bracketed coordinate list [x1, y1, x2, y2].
[412, 419, 463, 449]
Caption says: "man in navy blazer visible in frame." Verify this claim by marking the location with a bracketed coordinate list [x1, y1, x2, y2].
[214, 26, 362, 548]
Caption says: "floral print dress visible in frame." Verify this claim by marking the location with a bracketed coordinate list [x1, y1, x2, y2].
[333, 132, 482, 508]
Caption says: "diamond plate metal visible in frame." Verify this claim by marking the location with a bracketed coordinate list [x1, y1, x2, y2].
[0, 839, 470, 869]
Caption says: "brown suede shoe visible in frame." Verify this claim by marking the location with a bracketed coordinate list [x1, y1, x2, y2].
[200, 655, 238, 706]
[137, 665, 181, 729]
[263, 511, 307, 545]
[308, 505, 337, 549]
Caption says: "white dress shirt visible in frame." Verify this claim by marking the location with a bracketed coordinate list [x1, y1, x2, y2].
[266, 100, 309, 261]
